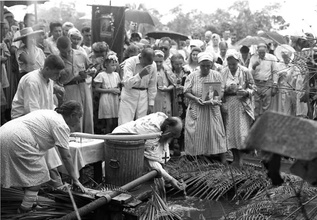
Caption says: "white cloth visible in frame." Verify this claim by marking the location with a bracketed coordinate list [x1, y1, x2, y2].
[58, 139, 105, 179]
[118, 55, 157, 125]
[113, 112, 173, 181]
[249, 53, 278, 83]
[1, 110, 70, 188]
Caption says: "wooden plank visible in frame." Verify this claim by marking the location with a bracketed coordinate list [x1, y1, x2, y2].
[245, 111, 317, 160]
[111, 193, 133, 204]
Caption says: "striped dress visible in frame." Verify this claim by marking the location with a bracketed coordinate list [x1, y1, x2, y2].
[184, 70, 227, 155]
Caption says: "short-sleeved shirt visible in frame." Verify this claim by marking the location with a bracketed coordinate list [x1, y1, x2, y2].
[11, 69, 54, 119]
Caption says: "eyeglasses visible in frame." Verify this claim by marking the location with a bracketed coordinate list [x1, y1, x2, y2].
[159, 47, 169, 51]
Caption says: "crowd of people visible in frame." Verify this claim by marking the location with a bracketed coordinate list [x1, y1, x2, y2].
[1, 9, 316, 213]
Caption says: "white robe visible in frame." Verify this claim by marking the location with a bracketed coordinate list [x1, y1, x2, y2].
[118, 55, 157, 125]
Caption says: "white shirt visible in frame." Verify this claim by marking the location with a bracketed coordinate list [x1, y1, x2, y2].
[112, 112, 174, 181]
[249, 53, 278, 83]
[11, 69, 54, 119]
[122, 55, 157, 105]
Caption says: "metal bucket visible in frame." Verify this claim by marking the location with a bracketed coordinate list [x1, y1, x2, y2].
[104, 133, 145, 186]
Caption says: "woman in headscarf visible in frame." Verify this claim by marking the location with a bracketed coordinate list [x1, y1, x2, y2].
[184, 52, 227, 163]
[68, 27, 87, 56]
[221, 50, 255, 166]
[1, 101, 85, 213]
[184, 46, 201, 73]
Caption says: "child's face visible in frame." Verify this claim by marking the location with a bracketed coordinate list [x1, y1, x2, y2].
[104, 60, 116, 72]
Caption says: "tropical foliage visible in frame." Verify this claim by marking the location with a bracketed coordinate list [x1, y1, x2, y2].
[166, 0, 286, 40]
[164, 156, 317, 219]
[33, 0, 286, 42]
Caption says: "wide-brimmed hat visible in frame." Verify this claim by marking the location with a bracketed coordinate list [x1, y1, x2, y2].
[274, 44, 295, 62]
[13, 27, 44, 42]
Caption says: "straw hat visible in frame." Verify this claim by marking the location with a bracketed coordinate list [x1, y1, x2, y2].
[274, 44, 295, 62]
[13, 27, 44, 42]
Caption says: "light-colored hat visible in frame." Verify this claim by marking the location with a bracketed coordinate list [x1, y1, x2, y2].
[68, 28, 82, 38]
[190, 39, 204, 48]
[13, 27, 44, 42]
[154, 50, 164, 57]
[274, 44, 295, 61]
[226, 49, 240, 60]
[62, 21, 74, 29]
[257, 43, 267, 49]
[198, 52, 214, 63]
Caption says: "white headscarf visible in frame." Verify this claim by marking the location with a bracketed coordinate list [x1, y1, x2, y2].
[197, 52, 214, 63]
[68, 28, 83, 47]
[226, 49, 240, 61]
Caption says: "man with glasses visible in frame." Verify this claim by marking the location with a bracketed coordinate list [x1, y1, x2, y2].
[118, 48, 157, 125]
[158, 37, 173, 71]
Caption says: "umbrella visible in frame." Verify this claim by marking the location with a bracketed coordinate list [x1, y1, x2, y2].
[125, 9, 156, 26]
[235, 36, 273, 47]
[146, 31, 189, 41]
[4, 0, 47, 7]
[258, 31, 287, 44]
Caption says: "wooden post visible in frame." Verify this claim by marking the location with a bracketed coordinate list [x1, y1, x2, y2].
[34, 2, 38, 23]
[1, 1, 4, 21]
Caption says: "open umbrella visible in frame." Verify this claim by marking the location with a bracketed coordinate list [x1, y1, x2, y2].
[125, 9, 156, 26]
[235, 36, 273, 47]
[146, 31, 189, 41]
[258, 31, 287, 44]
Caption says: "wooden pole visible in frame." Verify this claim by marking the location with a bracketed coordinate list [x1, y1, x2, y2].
[34, 2, 38, 23]
[1, 1, 4, 21]
[56, 170, 159, 220]
[71, 132, 162, 140]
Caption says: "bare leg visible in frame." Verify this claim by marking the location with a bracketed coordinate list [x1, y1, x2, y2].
[219, 153, 228, 165]
[47, 168, 63, 188]
[231, 149, 243, 167]
[18, 185, 41, 213]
